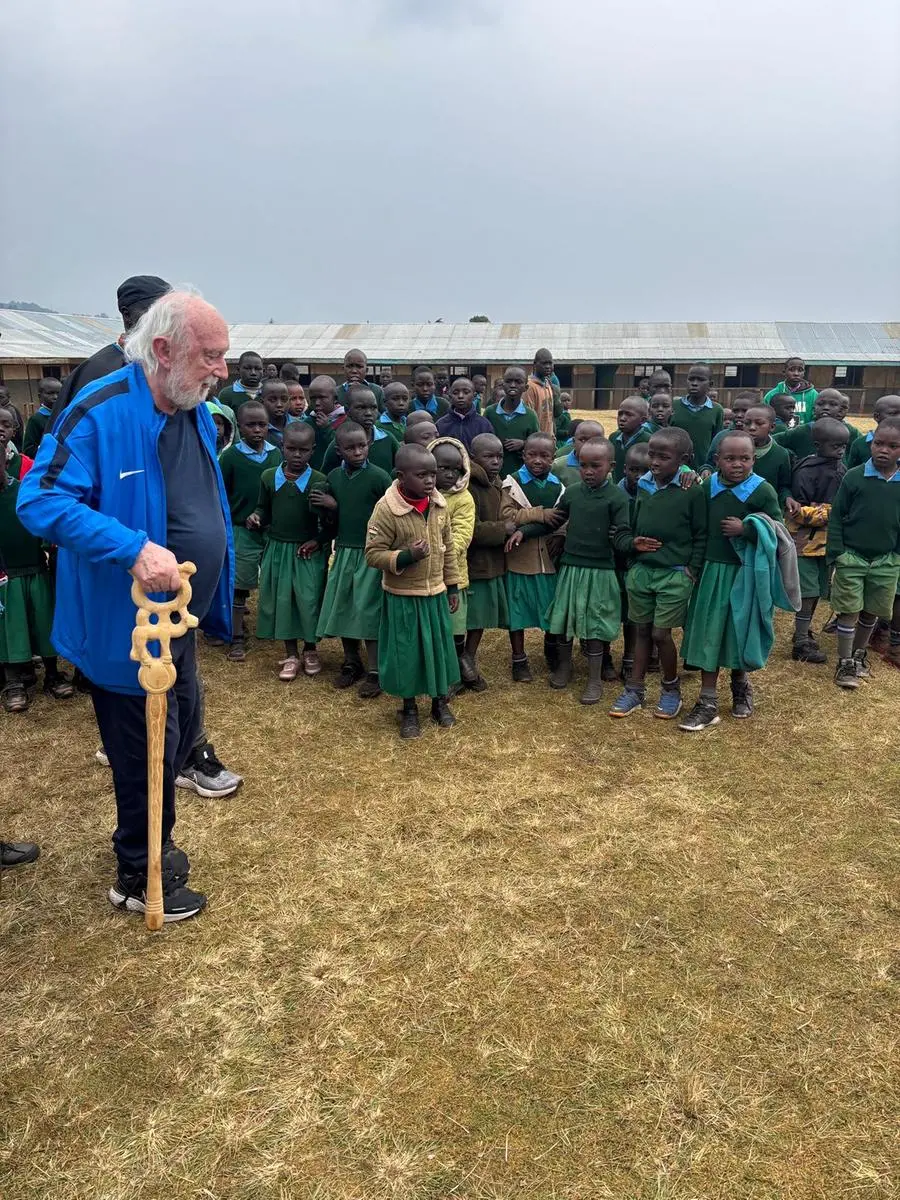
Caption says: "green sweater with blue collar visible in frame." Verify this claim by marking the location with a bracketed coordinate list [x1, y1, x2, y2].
[826, 464, 900, 561]
[631, 477, 708, 575]
[555, 480, 633, 568]
[670, 398, 725, 467]
[610, 426, 652, 482]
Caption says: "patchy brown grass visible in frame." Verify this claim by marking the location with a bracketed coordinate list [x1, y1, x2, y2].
[2, 425, 897, 1199]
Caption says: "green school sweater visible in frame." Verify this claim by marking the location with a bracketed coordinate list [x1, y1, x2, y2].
[846, 434, 873, 469]
[826, 465, 900, 561]
[670, 399, 725, 467]
[23, 409, 51, 458]
[0, 478, 47, 576]
[298, 413, 338, 471]
[632, 480, 708, 575]
[551, 451, 582, 488]
[321, 428, 398, 476]
[337, 380, 384, 410]
[764, 381, 818, 424]
[323, 463, 392, 548]
[219, 444, 282, 524]
[555, 409, 573, 446]
[773, 422, 815, 464]
[610, 427, 652, 482]
[702, 476, 782, 564]
[254, 468, 328, 543]
[704, 423, 740, 469]
[484, 403, 540, 477]
[217, 384, 260, 412]
[753, 439, 792, 505]
[377, 414, 407, 442]
[556, 480, 633, 569]
[409, 394, 450, 419]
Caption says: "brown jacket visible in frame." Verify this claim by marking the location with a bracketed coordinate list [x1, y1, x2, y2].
[500, 474, 560, 576]
[467, 463, 509, 582]
[365, 481, 459, 596]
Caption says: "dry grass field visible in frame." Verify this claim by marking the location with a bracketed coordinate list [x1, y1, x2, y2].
[3, 410, 898, 1200]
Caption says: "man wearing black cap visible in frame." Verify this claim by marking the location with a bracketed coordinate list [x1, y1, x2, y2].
[49, 275, 243, 802]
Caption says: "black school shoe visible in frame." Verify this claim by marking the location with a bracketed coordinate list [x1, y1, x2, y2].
[731, 679, 754, 719]
[511, 656, 533, 683]
[679, 699, 721, 732]
[792, 637, 826, 663]
[399, 704, 421, 739]
[357, 672, 382, 699]
[431, 697, 457, 727]
[1, 841, 40, 867]
[334, 660, 365, 689]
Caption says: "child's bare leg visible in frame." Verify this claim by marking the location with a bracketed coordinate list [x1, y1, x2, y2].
[700, 669, 719, 700]
[509, 630, 526, 657]
[653, 627, 679, 682]
[465, 629, 484, 657]
[627, 623, 653, 688]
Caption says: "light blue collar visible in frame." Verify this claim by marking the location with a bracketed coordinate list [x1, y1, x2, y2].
[637, 470, 680, 494]
[710, 471, 765, 501]
[518, 465, 559, 486]
[566, 450, 578, 467]
[497, 400, 527, 418]
[233, 379, 258, 395]
[618, 477, 637, 495]
[681, 396, 713, 411]
[379, 411, 405, 426]
[341, 459, 369, 472]
[37, 404, 53, 417]
[235, 439, 277, 462]
[275, 464, 312, 492]
[371, 426, 387, 441]
[615, 427, 648, 448]
[412, 395, 438, 415]
[863, 459, 900, 481]
[865, 430, 874, 442]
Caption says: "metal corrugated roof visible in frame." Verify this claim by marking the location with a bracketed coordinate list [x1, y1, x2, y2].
[1, 312, 898, 366]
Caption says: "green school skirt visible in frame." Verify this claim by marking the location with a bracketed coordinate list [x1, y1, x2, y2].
[378, 592, 460, 699]
[0, 572, 55, 662]
[506, 571, 557, 632]
[466, 577, 509, 631]
[451, 588, 468, 637]
[256, 541, 327, 642]
[316, 546, 383, 641]
[545, 564, 620, 641]
[233, 524, 266, 592]
[681, 561, 746, 671]
[796, 555, 830, 600]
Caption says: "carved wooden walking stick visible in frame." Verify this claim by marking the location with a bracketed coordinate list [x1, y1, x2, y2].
[129, 562, 198, 930]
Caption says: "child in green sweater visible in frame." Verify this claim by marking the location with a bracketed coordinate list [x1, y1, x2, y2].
[555, 393, 574, 447]
[299, 376, 345, 470]
[545, 439, 632, 704]
[485, 366, 540, 477]
[610, 396, 652, 482]
[378, 382, 410, 442]
[764, 357, 818, 425]
[703, 391, 757, 471]
[679, 431, 784, 731]
[846, 395, 900, 468]
[312, 421, 392, 696]
[774, 390, 844, 464]
[827, 417, 900, 689]
[648, 391, 673, 432]
[22, 377, 62, 458]
[611, 428, 707, 720]
[247, 422, 329, 680]
[744, 406, 792, 506]
[218, 400, 282, 662]
[671, 363, 725, 468]
[552, 420, 605, 487]
[321, 389, 398, 475]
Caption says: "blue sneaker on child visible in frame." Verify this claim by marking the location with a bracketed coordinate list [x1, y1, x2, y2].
[608, 689, 644, 718]
[654, 687, 683, 720]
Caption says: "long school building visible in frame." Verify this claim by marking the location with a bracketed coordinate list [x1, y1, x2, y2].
[1, 314, 898, 415]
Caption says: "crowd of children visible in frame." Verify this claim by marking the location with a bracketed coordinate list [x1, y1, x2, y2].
[3, 349, 899, 736]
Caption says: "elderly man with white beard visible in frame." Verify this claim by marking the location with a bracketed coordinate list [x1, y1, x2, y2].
[17, 291, 234, 922]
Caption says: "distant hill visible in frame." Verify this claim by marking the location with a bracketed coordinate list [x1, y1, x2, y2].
[0, 300, 57, 313]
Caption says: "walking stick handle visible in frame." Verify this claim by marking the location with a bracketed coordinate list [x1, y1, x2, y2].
[129, 562, 199, 931]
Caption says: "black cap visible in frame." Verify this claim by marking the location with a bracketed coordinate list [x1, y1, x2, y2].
[116, 275, 170, 312]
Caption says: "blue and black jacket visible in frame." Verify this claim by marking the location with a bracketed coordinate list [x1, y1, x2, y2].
[16, 362, 234, 695]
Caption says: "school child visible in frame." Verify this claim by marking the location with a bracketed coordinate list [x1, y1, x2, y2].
[827, 417, 900, 689]
[743, 406, 792, 506]
[217, 350, 264, 411]
[247, 422, 329, 680]
[463, 433, 516, 689]
[218, 401, 282, 663]
[261, 378, 289, 449]
[610, 428, 707, 719]
[491, 378, 506, 407]
[404, 418, 439, 448]
[774, 389, 844, 463]
[364, 443, 461, 739]
[286, 383, 307, 420]
[379, 382, 411, 442]
[312, 421, 392, 695]
[471, 374, 488, 413]
[835, 393, 864, 451]
[638, 377, 652, 400]
[485, 366, 541, 477]
[764, 357, 818, 425]
[205, 400, 236, 453]
[265, 363, 280, 380]
[321, 388, 399, 474]
[783, 417, 849, 663]
[555, 393, 574, 446]
[670, 364, 725, 469]
[430, 437, 476, 678]
[0, 453, 74, 712]
[0, 408, 34, 480]
[648, 391, 673, 432]
[523, 348, 561, 436]
[434, 367, 451, 398]
[436, 377, 494, 450]
[410, 367, 450, 418]
[555, 418, 581, 458]
[846, 395, 900, 468]
[22, 378, 62, 457]
[620, 442, 650, 500]
[552, 420, 605, 488]
[769, 392, 796, 432]
[544, 438, 633, 703]
[703, 391, 757, 470]
[610, 396, 652, 482]
[280, 363, 301, 383]
[679, 432, 788, 731]
[648, 369, 672, 395]
[338, 349, 384, 410]
[615, 442, 652, 678]
[299, 375, 345, 470]
[501, 432, 565, 681]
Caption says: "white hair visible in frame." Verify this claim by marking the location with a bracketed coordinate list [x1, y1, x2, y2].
[123, 286, 203, 375]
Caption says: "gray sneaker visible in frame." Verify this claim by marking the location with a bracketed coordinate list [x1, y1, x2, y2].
[853, 649, 872, 679]
[176, 744, 242, 799]
[834, 658, 860, 690]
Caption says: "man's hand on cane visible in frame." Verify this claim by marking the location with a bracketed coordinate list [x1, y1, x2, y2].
[133, 541, 183, 593]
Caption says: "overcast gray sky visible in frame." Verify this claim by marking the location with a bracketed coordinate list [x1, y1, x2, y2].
[2, 0, 898, 323]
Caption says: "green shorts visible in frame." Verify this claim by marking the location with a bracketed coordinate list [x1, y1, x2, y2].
[625, 561, 694, 628]
[829, 550, 900, 619]
[797, 555, 830, 600]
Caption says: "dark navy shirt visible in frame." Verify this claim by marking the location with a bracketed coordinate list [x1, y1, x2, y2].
[158, 408, 227, 625]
